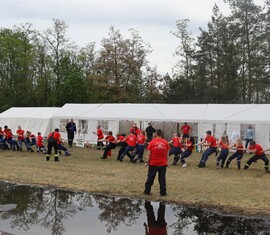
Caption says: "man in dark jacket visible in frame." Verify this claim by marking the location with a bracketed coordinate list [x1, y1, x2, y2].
[65, 118, 76, 148]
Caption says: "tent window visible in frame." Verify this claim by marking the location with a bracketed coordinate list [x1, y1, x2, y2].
[79, 120, 88, 134]
[60, 119, 69, 132]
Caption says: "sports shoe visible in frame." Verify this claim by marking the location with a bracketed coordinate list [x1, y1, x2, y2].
[182, 163, 187, 168]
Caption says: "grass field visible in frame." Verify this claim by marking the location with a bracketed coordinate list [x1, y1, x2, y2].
[0, 146, 270, 217]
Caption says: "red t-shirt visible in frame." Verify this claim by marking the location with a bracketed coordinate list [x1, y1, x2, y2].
[181, 125, 191, 134]
[137, 134, 146, 145]
[171, 137, 180, 147]
[186, 140, 193, 151]
[48, 132, 61, 141]
[219, 141, 229, 149]
[130, 127, 141, 135]
[37, 135, 43, 147]
[234, 144, 244, 153]
[0, 130, 4, 137]
[6, 130, 12, 139]
[149, 226, 167, 235]
[105, 135, 116, 143]
[97, 128, 104, 139]
[205, 136, 217, 147]
[117, 135, 125, 141]
[249, 144, 264, 156]
[126, 134, 137, 147]
[147, 138, 170, 166]
[16, 129, 25, 140]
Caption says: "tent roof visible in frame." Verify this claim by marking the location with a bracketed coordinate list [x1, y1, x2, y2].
[55, 103, 270, 123]
[0, 107, 60, 119]
[52, 103, 101, 119]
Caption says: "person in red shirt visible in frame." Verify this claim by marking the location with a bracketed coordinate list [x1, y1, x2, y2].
[116, 133, 132, 160]
[119, 131, 137, 162]
[0, 127, 5, 149]
[37, 132, 47, 154]
[181, 122, 192, 139]
[144, 201, 167, 235]
[46, 128, 62, 161]
[216, 136, 229, 169]
[16, 126, 29, 151]
[57, 137, 71, 156]
[5, 128, 19, 151]
[225, 139, 244, 169]
[99, 131, 116, 159]
[144, 129, 170, 196]
[244, 141, 269, 173]
[180, 136, 195, 167]
[197, 130, 218, 168]
[26, 131, 37, 152]
[93, 125, 104, 150]
[168, 133, 182, 165]
[132, 130, 146, 163]
[130, 123, 141, 135]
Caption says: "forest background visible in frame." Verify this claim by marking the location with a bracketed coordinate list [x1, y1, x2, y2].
[0, 0, 269, 112]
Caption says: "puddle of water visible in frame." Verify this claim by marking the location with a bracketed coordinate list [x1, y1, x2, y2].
[0, 181, 269, 235]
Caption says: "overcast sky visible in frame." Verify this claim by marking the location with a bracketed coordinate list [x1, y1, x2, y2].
[1, 0, 265, 75]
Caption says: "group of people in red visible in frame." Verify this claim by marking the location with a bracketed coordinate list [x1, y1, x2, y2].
[0, 124, 71, 161]
[196, 130, 270, 173]
[94, 121, 270, 174]
[94, 123, 148, 163]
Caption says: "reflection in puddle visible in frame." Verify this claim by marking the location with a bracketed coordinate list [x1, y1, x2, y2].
[0, 181, 269, 234]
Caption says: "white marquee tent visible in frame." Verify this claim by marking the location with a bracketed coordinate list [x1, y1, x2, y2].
[0, 107, 60, 136]
[49, 103, 270, 148]
[1, 104, 269, 148]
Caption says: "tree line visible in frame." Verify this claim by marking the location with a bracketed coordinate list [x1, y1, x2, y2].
[0, 0, 269, 112]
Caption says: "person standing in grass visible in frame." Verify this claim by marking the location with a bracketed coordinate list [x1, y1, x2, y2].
[244, 141, 269, 173]
[144, 129, 170, 196]
[181, 122, 192, 140]
[66, 118, 77, 148]
[197, 130, 217, 168]
[225, 139, 244, 169]
[245, 125, 254, 149]
[216, 136, 229, 169]
[93, 125, 104, 150]
[99, 131, 116, 159]
[145, 123, 156, 142]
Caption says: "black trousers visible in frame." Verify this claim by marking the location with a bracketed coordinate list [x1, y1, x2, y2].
[145, 166, 166, 195]
[245, 154, 269, 170]
[102, 143, 116, 158]
[145, 201, 167, 228]
[67, 132, 74, 147]
[47, 140, 58, 155]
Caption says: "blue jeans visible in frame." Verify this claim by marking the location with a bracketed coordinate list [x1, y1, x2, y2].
[18, 139, 29, 150]
[135, 144, 145, 160]
[181, 149, 192, 164]
[120, 145, 135, 160]
[226, 151, 243, 169]
[169, 146, 181, 157]
[216, 148, 229, 168]
[199, 147, 217, 166]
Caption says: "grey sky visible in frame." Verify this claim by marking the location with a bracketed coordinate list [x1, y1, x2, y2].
[1, 0, 265, 74]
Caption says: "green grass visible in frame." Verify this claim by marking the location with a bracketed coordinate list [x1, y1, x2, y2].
[0, 146, 270, 216]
